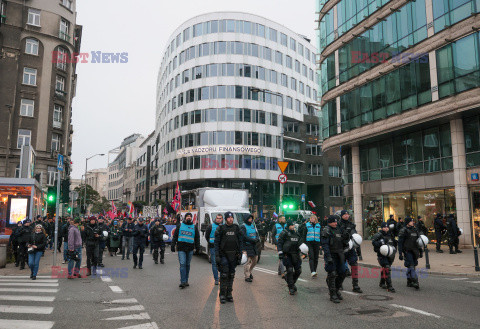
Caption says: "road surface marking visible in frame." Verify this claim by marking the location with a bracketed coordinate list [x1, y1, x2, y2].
[0, 305, 54, 314]
[101, 277, 113, 282]
[102, 305, 145, 312]
[0, 295, 55, 302]
[448, 278, 468, 280]
[390, 304, 441, 319]
[0, 275, 51, 279]
[0, 279, 58, 283]
[106, 298, 138, 304]
[0, 319, 54, 329]
[109, 286, 124, 293]
[0, 282, 58, 287]
[0, 288, 58, 293]
[117, 322, 159, 329]
[465, 281, 480, 283]
[341, 291, 359, 296]
[102, 312, 151, 320]
[255, 267, 308, 281]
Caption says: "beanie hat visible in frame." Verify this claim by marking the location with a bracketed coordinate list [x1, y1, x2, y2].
[224, 211, 233, 219]
[405, 217, 413, 224]
[381, 222, 388, 228]
[23, 218, 32, 224]
[285, 219, 294, 228]
[327, 215, 337, 224]
[389, 214, 394, 219]
[417, 215, 422, 220]
[340, 210, 348, 217]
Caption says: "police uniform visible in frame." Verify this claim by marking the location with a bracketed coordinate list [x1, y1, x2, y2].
[214, 212, 242, 303]
[321, 215, 349, 303]
[132, 219, 149, 269]
[372, 222, 397, 292]
[386, 215, 398, 237]
[272, 221, 286, 275]
[446, 214, 462, 254]
[416, 216, 428, 236]
[301, 221, 321, 275]
[434, 214, 446, 252]
[398, 217, 422, 289]
[205, 220, 222, 284]
[338, 210, 363, 293]
[85, 218, 101, 276]
[150, 221, 167, 264]
[277, 220, 303, 295]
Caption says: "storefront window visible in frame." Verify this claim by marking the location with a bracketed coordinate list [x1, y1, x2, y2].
[472, 188, 480, 246]
[363, 195, 383, 239]
[412, 190, 447, 241]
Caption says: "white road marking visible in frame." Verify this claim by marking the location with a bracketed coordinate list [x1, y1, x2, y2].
[448, 278, 468, 281]
[117, 322, 159, 329]
[0, 319, 54, 329]
[109, 286, 124, 293]
[106, 298, 138, 304]
[342, 291, 359, 296]
[102, 312, 151, 320]
[390, 304, 441, 319]
[101, 277, 113, 282]
[0, 295, 55, 302]
[102, 305, 145, 312]
[465, 281, 480, 283]
[0, 275, 51, 279]
[254, 267, 307, 281]
[0, 282, 58, 287]
[297, 278, 307, 282]
[0, 305, 54, 314]
[0, 288, 58, 293]
[0, 279, 58, 283]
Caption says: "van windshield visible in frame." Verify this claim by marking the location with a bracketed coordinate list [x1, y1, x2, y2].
[210, 212, 251, 226]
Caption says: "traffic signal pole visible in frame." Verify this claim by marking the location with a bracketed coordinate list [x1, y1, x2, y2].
[53, 170, 60, 267]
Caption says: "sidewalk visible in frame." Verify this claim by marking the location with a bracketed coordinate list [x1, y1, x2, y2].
[265, 241, 480, 277]
[0, 248, 63, 276]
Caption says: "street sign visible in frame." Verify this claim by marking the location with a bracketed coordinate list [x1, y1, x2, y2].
[277, 161, 289, 173]
[472, 173, 479, 181]
[278, 173, 288, 184]
[301, 194, 305, 202]
[57, 154, 64, 171]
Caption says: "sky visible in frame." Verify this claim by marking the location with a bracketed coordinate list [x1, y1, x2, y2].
[71, 0, 317, 179]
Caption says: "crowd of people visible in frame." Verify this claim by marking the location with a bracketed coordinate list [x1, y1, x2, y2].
[6, 209, 463, 305]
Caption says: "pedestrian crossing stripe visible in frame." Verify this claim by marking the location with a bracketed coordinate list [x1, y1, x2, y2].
[0, 319, 54, 329]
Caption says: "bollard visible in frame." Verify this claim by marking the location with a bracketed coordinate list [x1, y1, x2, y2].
[424, 246, 430, 269]
[474, 247, 480, 272]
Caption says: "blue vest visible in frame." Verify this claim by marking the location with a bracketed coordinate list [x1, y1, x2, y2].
[209, 222, 220, 244]
[244, 223, 257, 240]
[275, 223, 284, 240]
[306, 222, 321, 242]
[178, 223, 195, 244]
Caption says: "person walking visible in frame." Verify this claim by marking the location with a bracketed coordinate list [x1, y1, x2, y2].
[446, 214, 462, 254]
[17, 219, 33, 270]
[241, 215, 259, 283]
[278, 219, 305, 295]
[300, 214, 321, 278]
[434, 213, 446, 253]
[27, 224, 47, 280]
[8, 221, 22, 267]
[398, 217, 423, 289]
[272, 215, 286, 277]
[372, 222, 397, 293]
[61, 219, 71, 264]
[205, 214, 223, 285]
[132, 217, 149, 269]
[171, 213, 200, 288]
[97, 217, 109, 267]
[109, 221, 122, 256]
[84, 216, 101, 276]
[338, 210, 363, 293]
[67, 219, 83, 279]
[121, 217, 135, 260]
[150, 219, 167, 264]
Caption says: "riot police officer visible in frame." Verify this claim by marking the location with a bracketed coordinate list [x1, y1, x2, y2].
[150, 219, 167, 264]
[446, 214, 462, 254]
[17, 219, 33, 270]
[300, 214, 321, 278]
[386, 215, 398, 237]
[84, 216, 101, 276]
[434, 213, 446, 253]
[205, 214, 223, 285]
[132, 217, 149, 269]
[97, 217, 109, 267]
[416, 215, 428, 236]
[278, 219, 304, 295]
[321, 215, 349, 303]
[372, 222, 397, 293]
[8, 221, 23, 267]
[338, 210, 363, 293]
[398, 217, 423, 289]
[272, 215, 286, 276]
[214, 211, 243, 304]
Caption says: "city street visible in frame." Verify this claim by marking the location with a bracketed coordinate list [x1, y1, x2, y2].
[0, 247, 479, 329]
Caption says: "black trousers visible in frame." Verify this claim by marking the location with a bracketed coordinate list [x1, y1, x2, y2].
[152, 242, 165, 261]
[86, 244, 99, 269]
[435, 231, 443, 250]
[18, 243, 27, 267]
[307, 241, 320, 273]
[133, 244, 145, 266]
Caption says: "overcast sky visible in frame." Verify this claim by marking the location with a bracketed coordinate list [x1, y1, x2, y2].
[71, 0, 317, 179]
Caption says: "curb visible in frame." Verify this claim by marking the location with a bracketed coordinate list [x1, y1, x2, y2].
[358, 261, 480, 278]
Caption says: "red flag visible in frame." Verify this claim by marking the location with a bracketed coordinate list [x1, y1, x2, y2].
[171, 181, 181, 212]
[308, 201, 316, 208]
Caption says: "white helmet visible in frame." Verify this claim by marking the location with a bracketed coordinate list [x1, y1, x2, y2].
[389, 224, 395, 230]
[351, 233, 363, 248]
[344, 240, 353, 253]
[416, 235, 429, 248]
[102, 231, 109, 238]
[162, 234, 169, 241]
[380, 245, 396, 257]
[299, 243, 309, 254]
[459, 228, 463, 235]
[240, 253, 248, 265]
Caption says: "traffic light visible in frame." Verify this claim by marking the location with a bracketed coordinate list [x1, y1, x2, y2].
[68, 207, 72, 213]
[61, 178, 70, 203]
[47, 187, 56, 203]
[281, 202, 296, 210]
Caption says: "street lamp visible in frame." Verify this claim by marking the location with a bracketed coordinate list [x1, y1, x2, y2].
[84, 153, 105, 216]
[250, 87, 285, 213]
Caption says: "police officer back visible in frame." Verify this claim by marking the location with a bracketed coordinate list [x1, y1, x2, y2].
[398, 217, 423, 289]
[214, 211, 243, 303]
[372, 222, 397, 293]
[446, 214, 462, 254]
[338, 210, 363, 293]
[278, 219, 303, 295]
[434, 213, 446, 253]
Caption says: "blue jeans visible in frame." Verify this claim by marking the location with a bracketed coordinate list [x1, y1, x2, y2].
[28, 251, 43, 277]
[178, 250, 193, 284]
[210, 247, 219, 281]
[63, 242, 69, 261]
[68, 247, 83, 276]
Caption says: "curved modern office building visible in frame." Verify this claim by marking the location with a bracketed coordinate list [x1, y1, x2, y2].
[317, 0, 480, 245]
[153, 12, 340, 217]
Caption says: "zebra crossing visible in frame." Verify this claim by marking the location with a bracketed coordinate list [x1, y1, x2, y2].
[0, 275, 57, 329]
[445, 277, 480, 284]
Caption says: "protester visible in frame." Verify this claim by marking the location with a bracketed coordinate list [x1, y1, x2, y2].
[67, 218, 83, 279]
[27, 224, 46, 280]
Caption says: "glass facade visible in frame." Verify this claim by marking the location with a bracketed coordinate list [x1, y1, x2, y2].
[433, 0, 480, 33]
[359, 124, 452, 182]
[436, 32, 480, 99]
[322, 100, 337, 138]
[464, 112, 480, 167]
[472, 187, 480, 246]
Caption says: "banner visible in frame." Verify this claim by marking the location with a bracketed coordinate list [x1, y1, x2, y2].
[176, 145, 262, 157]
[142, 206, 161, 218]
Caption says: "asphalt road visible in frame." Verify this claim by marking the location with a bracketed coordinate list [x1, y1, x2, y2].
[0, 247, 479, 329]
